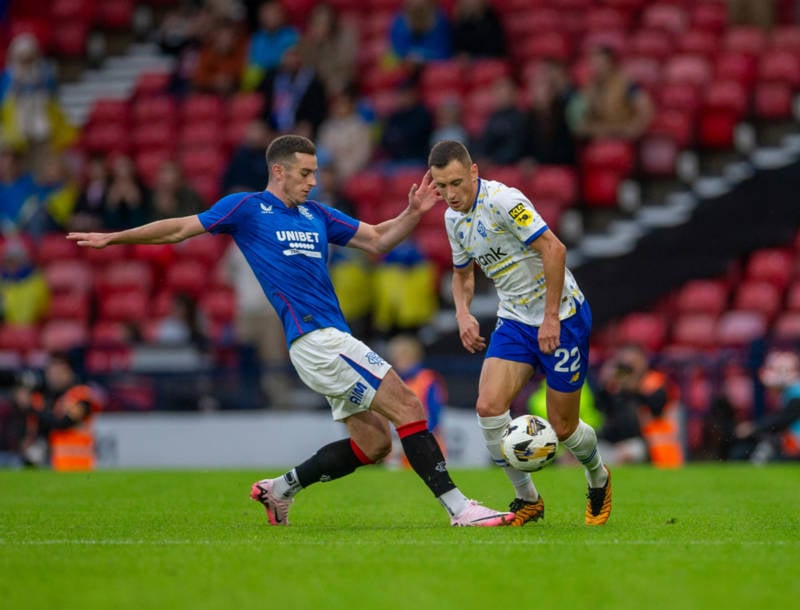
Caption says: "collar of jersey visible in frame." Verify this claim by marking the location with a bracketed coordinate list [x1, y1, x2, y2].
[259, 190, 294, 211]
[469, 178, 482, 213]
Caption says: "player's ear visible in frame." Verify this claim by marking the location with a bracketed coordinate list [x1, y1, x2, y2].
[470, 163, 478, 182]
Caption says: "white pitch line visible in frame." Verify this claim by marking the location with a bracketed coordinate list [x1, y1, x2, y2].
[1, 539, 798, 547]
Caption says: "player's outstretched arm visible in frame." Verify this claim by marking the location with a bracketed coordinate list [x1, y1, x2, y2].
[67, 215, 206, 248]
[347, 170, 440, 254]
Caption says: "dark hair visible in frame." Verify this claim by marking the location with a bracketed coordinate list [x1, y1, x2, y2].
[265, 135, 316, 170]
[428, 140, 472, 169]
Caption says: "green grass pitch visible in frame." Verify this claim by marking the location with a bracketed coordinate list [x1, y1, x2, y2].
[1, 464, 798, 610]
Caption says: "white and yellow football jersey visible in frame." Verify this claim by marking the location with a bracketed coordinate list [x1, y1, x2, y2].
[445, 178, 585, 326]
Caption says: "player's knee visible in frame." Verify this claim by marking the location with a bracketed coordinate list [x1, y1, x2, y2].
[476, 396, 507, 418]
[549, 414, 578, 440]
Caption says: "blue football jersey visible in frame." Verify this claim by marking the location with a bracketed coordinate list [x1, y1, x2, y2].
[198, 191, 360, 347]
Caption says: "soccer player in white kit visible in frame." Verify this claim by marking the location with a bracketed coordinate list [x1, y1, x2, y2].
[428, 140, 612, 526]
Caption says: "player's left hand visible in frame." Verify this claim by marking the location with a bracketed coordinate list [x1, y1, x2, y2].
[538, 316, 560, 354]
[66, 232, 114, 249]
[408, 170, 441, 215]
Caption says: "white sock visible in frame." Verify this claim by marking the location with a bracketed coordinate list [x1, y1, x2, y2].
[479, 411, 539, 502]
[438, 487, 469, 517]
[561, 420, 608, 488]
[270, 468, 303, 499]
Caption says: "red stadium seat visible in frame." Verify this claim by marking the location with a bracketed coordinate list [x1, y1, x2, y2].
[180, 149, 226, 180]
[0, 325, 39, 353]
[82, 123, 130, 155]
[134, 72, 171, 98]
[723, 26, 767, 57]
[182, 94, 225, 122]
[227, 92, 264, 121]
[580, 29, 627, 55]
[704, 80, 749, 117]
[664, 54, 712, 88]
[40, 320, 88, 351]
[201, 288, 236, 322]
[95, 0, 134, 29]
[163, 260, 208, 297]
[639, 136, 680, 177]
[44, 260, 93, 293]
[690, 3, 727, 34]
[671, 313, 718, 349]
[622, 57, 663, 89]
[698, 81, 748, 148]
[180, 122, 223, 149]
[343, 171, 385, 209]
[84, 243, 131, 267]
[733, 280, 782, 319]
[485, 165, 524, 190]
[532, 198, 563, 228]
[173, 232, 225, 266]
[648, 109, 694, 147]
[132, 95, 177, 125]
[132, 122, 177, 154]
[786, 281, 800, 311]
[46, 292, 90, 321]
[85, 346, 133, 374]
[679, 29, 721, 58]
[716, 310, 768, 347]
[466, 59, 511, 90]
[52, 20, 89, 57]
[527, 166, 579, 206]
[97, 260, 154, 293]
[52, 0, 94, 22]
[420, 60, 465, 95]
[657, 82, 703, 116]
[581, 168, 623, 207]
[135, 150, 173, 187]
[758, 50, 800, 88]
[674, 279, 729, 316]
[502, 8, 559, 38]
[617, 312, 668, 352]
[98, 290, 149, 322]
[714, 51, 757, 88]
[89, 98, 129, 127]
[581, 140, 635, 173]
[770, 26, 800, 54]
[745, 248, 794, 288]
[642, 4, 689, 35]
[625, 30, 674, 62]
[773, 312, 800, 341]
[585, 7, 631, 32]
[35, 232, 82, 264]
[754, 82, 793, 119]
[90, 320, 130, 346]
[514, 32, 571, 63]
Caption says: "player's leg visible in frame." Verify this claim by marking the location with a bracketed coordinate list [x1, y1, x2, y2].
[541, 303, 611, 525]
[475, 355, 544, 525]
[251, 411, 391, 526]
[370, 370, 513, 526]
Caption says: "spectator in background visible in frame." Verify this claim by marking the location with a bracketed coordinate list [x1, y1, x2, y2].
[154, 292, 208, 348]
[222, 119, 274, 194]
[728, 0, 774, 30]
[0, 147, 36, 232]
[569, 46, 653, 141]
[299, 3, 358, 97]
[18, 152, 78, 238]
[0, 238, 49, 326]
[192, 18, 248, 95]
[103, 154, 151, 230]
[386, 334, 447, 467]
[221, 242, 291, 406]
[380, 78, 432, 165]
[389, 0, 452, 65]
[451, 0, 506, 59]
[477, 76, 527, 166]
[317, 86, 373, 183]
[242, 0, 300, 91]
[523, 58, 577, 166]
[260, 46, 327, 137]
[70, 155, 108, 231]
[0, 34, 76, 170]
[430, 97, 468, 148]
[731, 350, 800, 463]
[595, 344, 684, 467]
[152, 161, 205, 220]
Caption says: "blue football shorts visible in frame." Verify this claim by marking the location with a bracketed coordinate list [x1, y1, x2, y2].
[485, 301, 592, 393]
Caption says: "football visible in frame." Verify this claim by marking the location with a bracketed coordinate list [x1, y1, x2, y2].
[500, 415, 559, 472]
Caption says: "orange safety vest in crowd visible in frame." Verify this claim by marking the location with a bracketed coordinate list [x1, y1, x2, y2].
[49, 385, 102, 472]
[638, 371, 684, 468]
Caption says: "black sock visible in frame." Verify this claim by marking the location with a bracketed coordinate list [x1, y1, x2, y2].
[398, 421, 456, 497]
[294, 438, 371, 488]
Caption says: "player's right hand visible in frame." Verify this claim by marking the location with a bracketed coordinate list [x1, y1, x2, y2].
[457, 313, 486, 353]
[66, 232, 113, 248]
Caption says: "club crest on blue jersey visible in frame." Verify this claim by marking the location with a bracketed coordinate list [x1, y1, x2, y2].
[298, 205, 314, 221]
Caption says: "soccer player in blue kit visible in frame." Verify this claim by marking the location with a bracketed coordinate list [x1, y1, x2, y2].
[68, 135, 513, 527]
[427, 140, 612, 526]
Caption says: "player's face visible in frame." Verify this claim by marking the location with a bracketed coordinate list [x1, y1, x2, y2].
[430, 159, 478, 213]
[279, 152, 317, 206]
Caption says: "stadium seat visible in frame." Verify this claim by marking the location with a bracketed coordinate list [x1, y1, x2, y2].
[134, 72, 171, 98]
[227, 92, 265, 121]
[173, 232, 225, 266]
[502, 8, 559, 38]
[52, 20, 89, 57]
[52, 0, 94, 22]
[716, 310, 768, 347]
[758, 50, 800, 88]
[733, 280, 782, 319]
[44, 260, 93, 293]
[622, 57, 662, 90]
[527, 166, 579, 206]
[648, 109, 694, 147]
[95, 0, 134, 29]
[180, 122, 224, 150]
[745, 248, 793, 288]
[714, 51, 757, 88]
[485, 165, 524, 190]
[674, 279, 728, 316]
[39, 320, 89, 351]
[188, 174, 221, 206]
[82, 123, 130, 155]
[625, 30, 674, 62]
[671, 313, 718, 349]
[98, 290, 149, 322]
[679, 29, 721, 58]
[135, 150, 173, 187]
[343, 171, 384, 209]
[35, 232, 82, 264]
[580, 29, 627, 55]
[581, 140, 636, 174]
[132, 123, 177, 155]
[770, 26, 800, 54]
[664, 55, 712, 87]
[513, 32, 571, 63]
[466, 59, 510, 91]
[90, 320, 131, 346]
[0, 325, 39, 353]
[462, 89, 495, 136]
[639, 135, 680, 177]
[163, 260, 208, 297]
[132, 95, 177, 126]
[704, 80, 749, 117]
[786, 281, 800, 312]
[690, 3, 727, 34]
[616, 312, 668, 352]
[585, 7, 630, 32]
[84, 243, 131, 267]
[723, 26, 767, 57]
[581, 168, 623, 207]
[420, 61, 465, 95]
[201, 288, 236, 323]
[97, 260, 154, 293]
[182, 94, 225, 123]
[46, 292, 90, 321]
[89, 99, 129, 127]
[179, 150, 226, 180]
[642, 4, 688, 35]
[657, 82, 703, 117]
[772, 312, 800, 341]
[698, 81, 748, 148]
[532, 198, 562, 228]
[754, 82, 793, 120]
[85, 346, 133, 374]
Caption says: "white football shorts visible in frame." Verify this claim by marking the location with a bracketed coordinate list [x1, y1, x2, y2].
[289, 328, 393, 421]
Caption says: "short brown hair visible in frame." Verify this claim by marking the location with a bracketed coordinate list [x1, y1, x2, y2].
[428, 140, 472, 169]
[266, 134, 316, 169]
